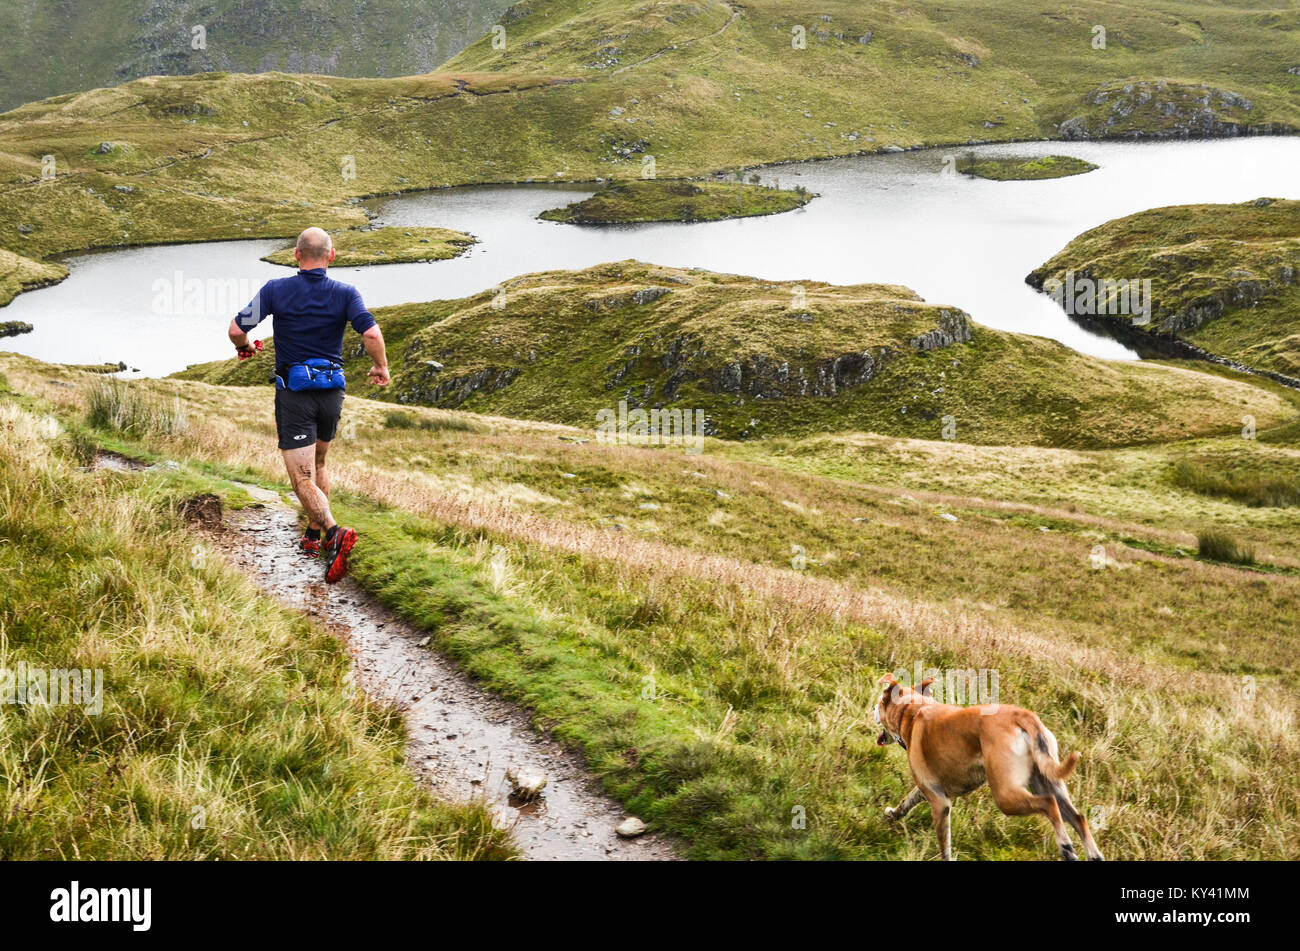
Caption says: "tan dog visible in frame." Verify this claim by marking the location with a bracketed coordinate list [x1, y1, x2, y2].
[875, 673, 1103, 861]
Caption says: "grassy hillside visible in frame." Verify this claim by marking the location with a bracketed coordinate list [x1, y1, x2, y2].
[0, 247, 66, 307]
[262, 226, 477, 266]
[2, 0, 1297, 298]
[539, 179, 814, 223]
[8, 353, 1299, 859]
[174, 261, 1291, 448]
[0, 0, 513, 113]
[0, 377, 512, 859]
[1028, 199, 1300, 378]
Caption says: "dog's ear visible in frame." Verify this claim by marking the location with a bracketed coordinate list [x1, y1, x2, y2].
[877, 673, 898, 686]
[919, 678, 936, 698]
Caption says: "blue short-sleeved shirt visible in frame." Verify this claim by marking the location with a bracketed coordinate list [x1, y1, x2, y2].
[235, 268, 376, 371]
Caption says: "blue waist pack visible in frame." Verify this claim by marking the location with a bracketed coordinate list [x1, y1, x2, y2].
[278, 359, 346, 391]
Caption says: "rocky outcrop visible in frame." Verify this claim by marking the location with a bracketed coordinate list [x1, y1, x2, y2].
[605, 308, 972, 404]
[584, 286, 672, 312]
[909, 308, 972, 350]
[1057, 81, 1291, 140]
[396, 365, 520, 407]
[1032, 262, 1295, 336]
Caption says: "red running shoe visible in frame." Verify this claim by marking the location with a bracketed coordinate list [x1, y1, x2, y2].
[298, 535, 321, 557]
[323, 526, 357, 585]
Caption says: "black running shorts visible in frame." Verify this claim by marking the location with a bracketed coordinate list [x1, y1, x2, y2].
[274, 387, 345, 450]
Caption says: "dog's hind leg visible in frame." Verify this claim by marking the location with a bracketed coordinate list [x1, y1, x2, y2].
[1054, 785, 1104, 861]
[991, 784, 1077, 861]
[885, 787, 924, 823]
[923, 790, 954, 861]
[988, 754, 1077, 861]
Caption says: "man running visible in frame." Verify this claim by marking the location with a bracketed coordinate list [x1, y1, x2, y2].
[227, 227, 389, 583]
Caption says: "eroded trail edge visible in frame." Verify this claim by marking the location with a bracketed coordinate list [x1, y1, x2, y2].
[215, 485, 678, 861]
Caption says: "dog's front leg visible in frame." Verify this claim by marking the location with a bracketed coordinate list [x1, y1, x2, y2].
[885, 787, 924, 823]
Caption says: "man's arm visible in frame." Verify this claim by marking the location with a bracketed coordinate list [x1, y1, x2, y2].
[231, 283, 271, 356]
[228, 319, 251, 351]
[362, 325, 389, 386]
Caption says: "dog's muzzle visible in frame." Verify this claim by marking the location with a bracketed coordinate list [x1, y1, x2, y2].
[877, 729, 905, 750]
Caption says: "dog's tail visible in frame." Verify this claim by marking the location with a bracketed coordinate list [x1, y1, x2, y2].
[1021, 713, 1080, 782]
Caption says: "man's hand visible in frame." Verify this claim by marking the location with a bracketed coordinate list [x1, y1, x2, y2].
[361, 326, 389, 386]
[237, 339, 263, 360]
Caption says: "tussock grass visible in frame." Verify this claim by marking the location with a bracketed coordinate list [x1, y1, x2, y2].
[1197, 530, 1256, 566]
[382, 409, 483, 434]
[335, 496, 1299, 860]
[1173, 459, 1300, 508]
[0, 398, 513, 860]
[87, 378, 187, 438]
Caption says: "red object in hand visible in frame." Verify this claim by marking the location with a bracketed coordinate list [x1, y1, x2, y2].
[238, 339, 264, 361]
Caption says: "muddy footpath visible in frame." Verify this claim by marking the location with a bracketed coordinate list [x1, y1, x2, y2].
[111, 454, 679, 860]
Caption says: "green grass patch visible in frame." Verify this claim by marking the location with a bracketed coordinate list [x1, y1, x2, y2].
[539, 179, 815, 224]
[957, 154, 1097, 180]
[261, 227, 477, 268]
[9, 355, 1300, 859]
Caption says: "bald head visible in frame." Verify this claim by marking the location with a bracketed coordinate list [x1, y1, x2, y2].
[294, 227, 334, 268]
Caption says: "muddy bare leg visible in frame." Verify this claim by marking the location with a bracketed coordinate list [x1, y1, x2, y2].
[309, 439, 332, 532]
[282, 445, 335, 531]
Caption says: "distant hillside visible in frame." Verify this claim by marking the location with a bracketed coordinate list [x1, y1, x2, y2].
[1028, 199, 1300, 380]
[0, 0, 512, 113]
[174, 261, 1291, 448]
